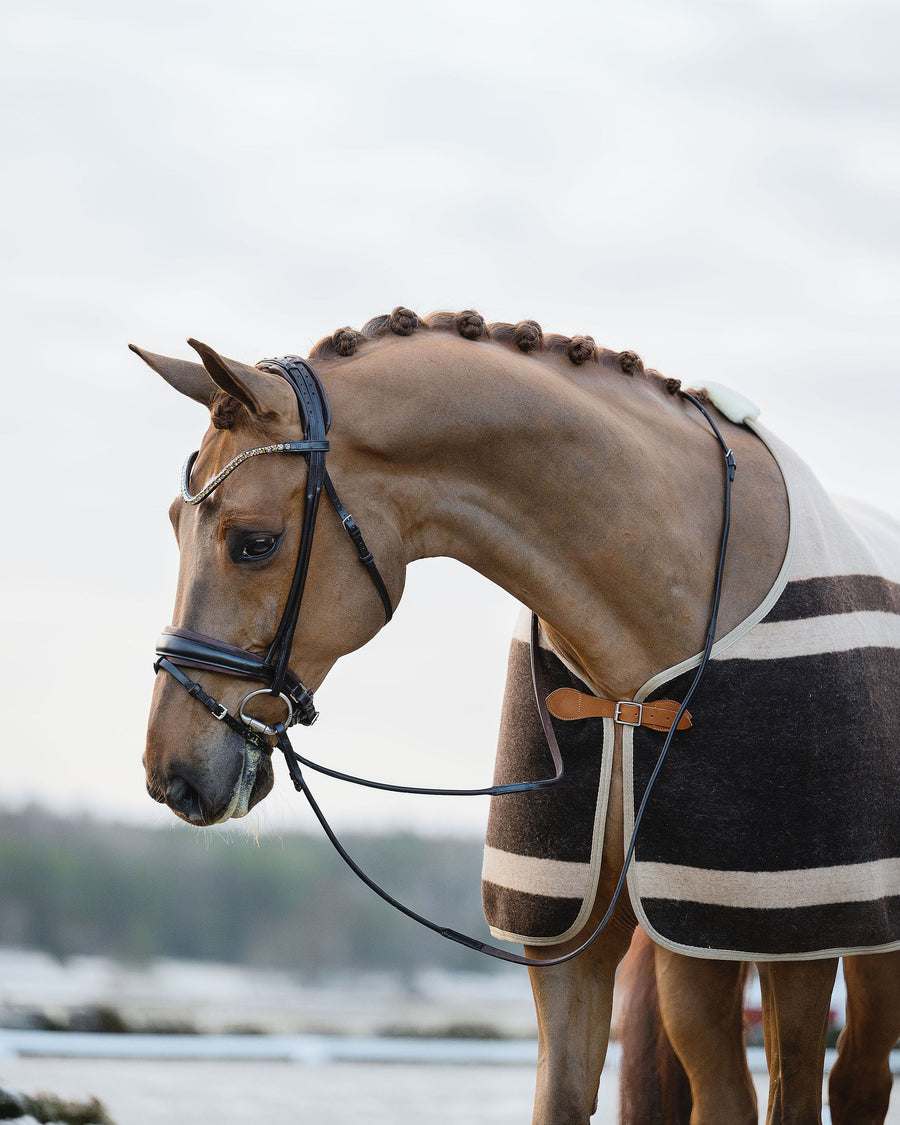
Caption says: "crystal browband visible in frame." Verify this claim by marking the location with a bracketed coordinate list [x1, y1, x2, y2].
[181, 440, 330, 505]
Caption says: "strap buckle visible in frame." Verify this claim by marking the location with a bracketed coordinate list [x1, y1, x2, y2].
[614, 701, 643, 727]
[283, 682, 319, 726]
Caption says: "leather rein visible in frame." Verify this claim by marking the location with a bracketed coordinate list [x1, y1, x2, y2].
[154, 355, 736, 968]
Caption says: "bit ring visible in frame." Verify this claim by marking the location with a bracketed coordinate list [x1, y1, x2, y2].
[238, 689, 294, 736]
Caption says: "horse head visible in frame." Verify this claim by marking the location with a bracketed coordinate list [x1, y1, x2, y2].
[133, 340, 404, 825]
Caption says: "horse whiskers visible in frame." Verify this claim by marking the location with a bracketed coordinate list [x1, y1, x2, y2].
[146, 780, 167, 805]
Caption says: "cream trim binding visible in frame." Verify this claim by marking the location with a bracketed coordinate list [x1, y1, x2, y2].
[486, 717, 615, 947]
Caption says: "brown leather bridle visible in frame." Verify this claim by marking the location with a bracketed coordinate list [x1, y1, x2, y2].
[153, 355, 735, 967]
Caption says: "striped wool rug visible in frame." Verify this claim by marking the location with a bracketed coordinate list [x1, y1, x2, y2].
[482, 423, 900, 960]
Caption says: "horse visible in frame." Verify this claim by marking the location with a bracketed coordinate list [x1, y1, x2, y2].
[134, 307, 900, 1124]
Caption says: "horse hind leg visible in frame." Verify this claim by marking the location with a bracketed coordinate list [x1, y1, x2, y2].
[758, 956, 838, 1125]
[828, 951, 900, 1125]
[617, 929, 692, 1125]
[654, 944, 757, 1125]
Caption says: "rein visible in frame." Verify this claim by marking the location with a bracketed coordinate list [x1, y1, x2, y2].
[154, 358, 735, 968]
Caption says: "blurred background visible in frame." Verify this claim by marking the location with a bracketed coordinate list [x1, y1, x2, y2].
[1, 0, 898, 1117]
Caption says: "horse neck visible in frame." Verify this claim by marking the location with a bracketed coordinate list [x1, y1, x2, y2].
[326, 337, 743, 698]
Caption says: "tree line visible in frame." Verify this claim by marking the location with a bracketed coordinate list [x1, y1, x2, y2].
[0, 807, 497, 974]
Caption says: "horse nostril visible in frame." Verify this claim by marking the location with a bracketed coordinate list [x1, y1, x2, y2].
[166, 775, 204, 822]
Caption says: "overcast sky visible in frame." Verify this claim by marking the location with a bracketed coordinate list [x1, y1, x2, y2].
[2, 0, 898, 838]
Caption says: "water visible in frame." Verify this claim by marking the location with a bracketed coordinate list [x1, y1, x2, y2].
[4, 1056, 900, 1124]
[0, 1028, 539, 1065]
[4, 1058, 540, 1124]
[1, 952, 897, 1122]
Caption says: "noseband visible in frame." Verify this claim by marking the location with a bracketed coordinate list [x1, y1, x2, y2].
[154, 356, 394, 738]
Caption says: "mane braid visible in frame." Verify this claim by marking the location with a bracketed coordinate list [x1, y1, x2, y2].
[309, 307, 683, 397]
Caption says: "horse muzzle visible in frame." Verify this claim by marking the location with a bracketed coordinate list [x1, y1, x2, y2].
[147, 732, 275, 826]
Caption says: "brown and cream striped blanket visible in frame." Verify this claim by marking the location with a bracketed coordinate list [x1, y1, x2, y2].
[482, 423, 900, 960]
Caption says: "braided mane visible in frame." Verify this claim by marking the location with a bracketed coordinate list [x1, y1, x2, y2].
[310, 306, 685, 398]
[214, 307, 687, 431]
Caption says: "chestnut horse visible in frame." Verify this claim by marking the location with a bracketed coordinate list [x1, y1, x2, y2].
[134, 309, 899, 1124]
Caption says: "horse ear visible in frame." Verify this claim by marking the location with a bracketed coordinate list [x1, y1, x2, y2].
[187, 338, 295, 419]
[129, 344, 218, 408]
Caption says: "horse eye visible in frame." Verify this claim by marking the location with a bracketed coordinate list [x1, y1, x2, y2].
[232, 532, 282, 563]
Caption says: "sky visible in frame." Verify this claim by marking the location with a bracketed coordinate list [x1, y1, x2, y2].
[2, 0, 898, 838]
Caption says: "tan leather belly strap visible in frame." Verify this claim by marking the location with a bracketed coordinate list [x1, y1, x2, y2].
[546, 687, 693, 732]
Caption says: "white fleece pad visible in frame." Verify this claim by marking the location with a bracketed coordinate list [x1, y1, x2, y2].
[700, 381, 761, 424]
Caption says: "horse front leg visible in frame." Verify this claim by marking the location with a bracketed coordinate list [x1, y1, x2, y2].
[654, 946, 757, 1125]
[828, 951, 900, 1125]
[758, 956, 838, 1125]
[525, 899, 636, 1125]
